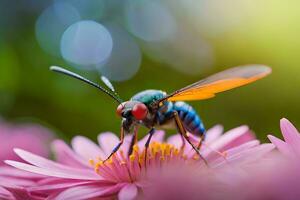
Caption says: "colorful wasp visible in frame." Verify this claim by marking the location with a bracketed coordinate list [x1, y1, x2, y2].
[50, 65, 271, 162]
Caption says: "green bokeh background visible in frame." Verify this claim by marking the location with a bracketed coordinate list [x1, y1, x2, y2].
[1, 1, 299, 142]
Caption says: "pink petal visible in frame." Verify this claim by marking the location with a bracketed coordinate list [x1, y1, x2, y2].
[0, 183, 23, 191]
[55, 183, 126, 200]
[0, 187, 13, 200]
[0, 166, 44, 179]
[1, 186, 34, 200]
[0, 182, 43, 200]
[121, 135, 133, 154]
[167, 134, 197, 155]
[0, 122, 53, 162]
[232, 143, 275, 163]
[204, 125, 223, 144]
[0, 195, 13, 200]
[268, 135, 292, 156]
[209, 140, 260, 164]
[224, 140, 260, 156]
[98, 132, 120, 156]
[5, 160, 101, 180]
[37, 177, 79, 185]
[152, 130, 165, 142]
[29, 181, 100, 193]
[0, 176, 36, 187]
[13, 149, 95, 176]
[213, 143, 275, 167]
[118, 184, 138, 200]
[280, 118, 300, 153]
[71, 136, 105, 160]
[137, 130, 165, 149]
[51, 140, 89, 168]
[205, 125, 255, 155]
[166, 135, 182, 148]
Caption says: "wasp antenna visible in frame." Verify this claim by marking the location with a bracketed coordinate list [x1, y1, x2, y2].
[50, 66, 123, 104]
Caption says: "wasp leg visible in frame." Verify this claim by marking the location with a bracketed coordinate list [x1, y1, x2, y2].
[195, 131, 228, 163]
[173, 111, 208, 166]
[180, 134, 186, 153]
[104, 127, 125, 162]
[128, 126, 139, 156]
[197, 134, 205, 151]
[144, 128, 155, 169]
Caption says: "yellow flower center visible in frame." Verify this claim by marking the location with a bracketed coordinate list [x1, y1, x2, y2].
[88, 142, 199, 182]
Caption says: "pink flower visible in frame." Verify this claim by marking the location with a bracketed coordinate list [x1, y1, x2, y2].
[268, 118, 300, 158]
[0, 166, 46, 200]
[5, 125, 274, 199]
[0, 120, 53, 162]
[215, 151, 300, 200]
[222, 118, 300, 200]
[0, 120, 54, 199]
[144, 153, 300, 200]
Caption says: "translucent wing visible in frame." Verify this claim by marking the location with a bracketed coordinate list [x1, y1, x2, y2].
[162, 65, 271, 102]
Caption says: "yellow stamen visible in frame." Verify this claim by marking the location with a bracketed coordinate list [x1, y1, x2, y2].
[96, 156, 102, 162]
[165, 144, 171, 156]
[133, 145, 139, 152]
[107, 158, 113, 164]
[193, 155, 200, 161]
[95, 161, 103, 168]
[93, 142, 190, 174]
[130, 154, 135, 162]
[89, 159, 95, 166]
[174, 149, 179, 156]
[94, 161, 104, 173]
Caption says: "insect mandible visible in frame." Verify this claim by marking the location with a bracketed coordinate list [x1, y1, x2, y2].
[50, 65, 271, 163]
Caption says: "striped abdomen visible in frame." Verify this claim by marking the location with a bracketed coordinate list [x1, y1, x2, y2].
[173, 101, 205, 137]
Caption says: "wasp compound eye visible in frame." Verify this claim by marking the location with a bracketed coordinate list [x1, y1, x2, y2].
[132, 103, 148, 120]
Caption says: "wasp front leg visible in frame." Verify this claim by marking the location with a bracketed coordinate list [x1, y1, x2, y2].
[197, 134, 205, 151]
[128, 125, 139, 156]
[144, 127, 155, 169]
[172, 111, 208, 166]
[104, 126, 125, 162]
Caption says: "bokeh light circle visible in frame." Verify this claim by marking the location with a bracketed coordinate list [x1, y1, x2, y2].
[35, 2, 81, 56]
[142, 29, 214, 75]
[60, 20, 113, 66]
[97, 24, 141, 81]
[125, 0, 177, 42]
[54, 0, 106, 20]
[174, 0, 254, 37]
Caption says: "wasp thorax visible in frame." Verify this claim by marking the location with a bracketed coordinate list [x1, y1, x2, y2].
[116, 101, 148, 120]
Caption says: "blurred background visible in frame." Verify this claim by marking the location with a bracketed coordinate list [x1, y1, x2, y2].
[0, 0, 298, 141]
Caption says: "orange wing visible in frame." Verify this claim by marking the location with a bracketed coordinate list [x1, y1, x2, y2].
[164, 65, 271, 102]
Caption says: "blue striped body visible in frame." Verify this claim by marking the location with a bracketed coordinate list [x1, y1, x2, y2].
[131, 90, 205, 137]
[173, 101, 205, 136]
